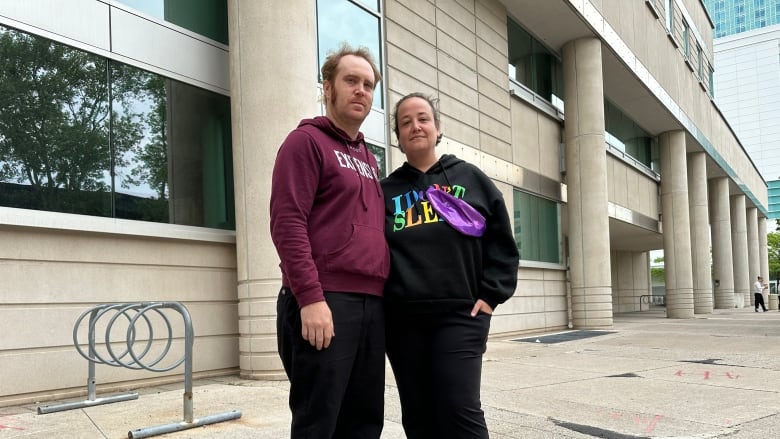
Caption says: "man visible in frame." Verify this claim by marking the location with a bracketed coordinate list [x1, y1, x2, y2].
[270, 44, 389, 438]
[754, 275, 768, 312]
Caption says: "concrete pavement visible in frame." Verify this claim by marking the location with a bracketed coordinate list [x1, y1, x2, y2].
[3, 307, 780, 438]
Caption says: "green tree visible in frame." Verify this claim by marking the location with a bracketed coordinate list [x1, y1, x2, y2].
[121, 73, 168, 199]
[768, 232, 780, 284]
[0, 26, 148, 214]
[651, 256, 664, 285]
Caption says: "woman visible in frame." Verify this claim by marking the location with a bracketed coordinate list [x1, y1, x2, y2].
[381, 93, 519, 438]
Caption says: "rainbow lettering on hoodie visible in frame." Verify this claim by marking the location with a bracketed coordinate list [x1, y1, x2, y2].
[389, 184, 466, 232]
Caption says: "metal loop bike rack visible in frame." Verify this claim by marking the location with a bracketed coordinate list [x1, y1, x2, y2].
[37, 301, 241, 438]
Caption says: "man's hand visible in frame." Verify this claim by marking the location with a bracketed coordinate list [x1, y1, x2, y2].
[300, 301, 334, 350]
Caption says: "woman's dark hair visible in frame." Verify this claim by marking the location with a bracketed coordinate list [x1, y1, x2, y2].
[392, 92, 443, 146]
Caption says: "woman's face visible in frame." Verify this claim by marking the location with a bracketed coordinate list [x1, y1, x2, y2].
[396, 97, 441, 155]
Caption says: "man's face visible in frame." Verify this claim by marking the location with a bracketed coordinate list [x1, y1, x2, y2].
[323, 55, 375, 127]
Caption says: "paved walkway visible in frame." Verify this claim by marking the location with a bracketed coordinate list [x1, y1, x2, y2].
[2, 307, 780, 438]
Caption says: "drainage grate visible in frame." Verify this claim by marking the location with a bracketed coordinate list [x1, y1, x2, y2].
[511, 330, 615, 344]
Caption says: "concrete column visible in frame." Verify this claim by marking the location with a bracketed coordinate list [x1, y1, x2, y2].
[730, 195, 749, 307]
[709, 177, 734, 309]
[747, 207, 759, 306]
[228, 0, 319, 378]
[659, 131, 694, 318]
[611, 251, 650, 312]
[759, 217, 769, 285]
[687, 152, 712, 314]
[562, 37, 613, 328]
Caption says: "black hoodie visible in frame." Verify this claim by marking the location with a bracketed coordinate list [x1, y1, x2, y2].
[381, 154, 519, 312]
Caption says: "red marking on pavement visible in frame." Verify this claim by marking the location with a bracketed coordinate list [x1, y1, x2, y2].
[0, 415, 25, 431]
[631, 415, 662, 433]
[674, 370, 741, 380]
[609, 412, 662, 434]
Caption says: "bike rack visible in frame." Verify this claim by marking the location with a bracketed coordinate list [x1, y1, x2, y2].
[37, 301, 241, 438]
[639, 295, 666, 311]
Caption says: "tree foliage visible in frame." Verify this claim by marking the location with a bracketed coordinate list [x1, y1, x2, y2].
[0, 26, 165, 215]
[768, 232, 780, 282]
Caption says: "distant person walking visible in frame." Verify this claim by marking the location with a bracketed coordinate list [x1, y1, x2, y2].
[754, 276, 768, 312]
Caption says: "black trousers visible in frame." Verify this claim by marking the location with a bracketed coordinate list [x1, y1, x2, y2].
[277, 289, 385, 439]
[755, 293, 767, 311]
[386, 306, 491, 439]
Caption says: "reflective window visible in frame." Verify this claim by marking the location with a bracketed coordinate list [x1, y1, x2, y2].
[707, 0, 780, 37]
[317, 0, 383, 109]
[0, 28, 112, 216]
[507, 18, 564, 111]
[513, 190, 560, 264]
[0, 25, 235, 230]
[604, 99, 655, 171]
[115, 0, 228, 45]
[367, 143, 385, 179]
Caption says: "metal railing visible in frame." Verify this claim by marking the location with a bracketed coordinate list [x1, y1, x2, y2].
[639, 295, 666, 311]
[37, 302, 241, 438]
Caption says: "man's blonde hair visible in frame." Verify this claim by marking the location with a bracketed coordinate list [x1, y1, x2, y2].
[320, 42, 381, 86]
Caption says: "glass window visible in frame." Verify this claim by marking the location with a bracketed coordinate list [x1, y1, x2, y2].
[604, 99, 654, 169]
[513, 190, 560, 264]
[317, 0, 383, 109]
[367, 143, 385, 179]
[507, 17, 564, 110]
[0, 24, 235, 230]
[115, 0, 228, 45]
[0, 27, 112, 216]
[697, 45, 703, 78]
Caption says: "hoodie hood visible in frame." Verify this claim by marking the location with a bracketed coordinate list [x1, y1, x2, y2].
[298, 115, 365, 147]
[388, 154, 463, 188]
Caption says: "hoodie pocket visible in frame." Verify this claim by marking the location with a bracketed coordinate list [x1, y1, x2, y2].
[325, 224, 389, 278]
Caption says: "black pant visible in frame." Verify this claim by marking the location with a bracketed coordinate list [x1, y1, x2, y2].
[755, 293, 767, 311]
[386, 306, 491, 439]
[277, 289, 385, 439]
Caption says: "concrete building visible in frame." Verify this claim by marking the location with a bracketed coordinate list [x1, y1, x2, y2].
[707, 0, 780, 221]
[0, 0, 769, 408]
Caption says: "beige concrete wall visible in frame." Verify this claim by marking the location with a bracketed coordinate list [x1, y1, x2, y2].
[606, 157, 659, 220]
[596, 0, 767, 212]
[611, 251, 651, 313]
[493, 266, 568, 334]
[681, 0, 715, 52]
[0, 222, 239, 407]
[510, 98, 563, 182]
[386, 0, 511, 157]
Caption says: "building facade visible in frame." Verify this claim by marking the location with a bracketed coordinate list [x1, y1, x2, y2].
[0, 0, 769, 407]
[708, 0, 780, 220]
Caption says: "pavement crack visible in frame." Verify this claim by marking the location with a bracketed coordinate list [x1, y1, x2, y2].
[82, 409, 109, 438]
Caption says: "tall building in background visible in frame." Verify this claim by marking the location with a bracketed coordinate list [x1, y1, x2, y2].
[708, 0, 780, 221]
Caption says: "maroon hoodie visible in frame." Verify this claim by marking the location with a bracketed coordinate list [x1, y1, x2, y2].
[270, 116, 390, 307]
